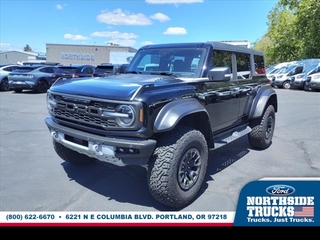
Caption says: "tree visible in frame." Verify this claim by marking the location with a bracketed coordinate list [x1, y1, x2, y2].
[24, 44, 32, 52]
[252, 35, 273, 66]
[253, 0, 320, 64]
[293, 0, 320, 58]
[267, 6, 300, 63]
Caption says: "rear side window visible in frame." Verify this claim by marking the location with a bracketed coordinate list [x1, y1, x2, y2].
[235, 52, 251, 79]
[254, 55, 265, 74]
[39, 67, 56, 73]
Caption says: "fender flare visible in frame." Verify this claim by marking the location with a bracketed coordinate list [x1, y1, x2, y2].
[153, 98, 208, 132]
[250, 85, 278, 119]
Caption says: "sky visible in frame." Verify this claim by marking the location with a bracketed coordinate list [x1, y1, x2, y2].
[0, 0, 278, 53]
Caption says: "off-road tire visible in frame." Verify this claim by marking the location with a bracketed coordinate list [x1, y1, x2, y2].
[147, 126, 208, 209]
[37, 80, 49, 93]
[248, 105, 275, 150]
[0, 78, 10, 91]
[53, 140, 95, 165]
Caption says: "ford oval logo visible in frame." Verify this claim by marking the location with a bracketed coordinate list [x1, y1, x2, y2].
[266, 185, 295, 195]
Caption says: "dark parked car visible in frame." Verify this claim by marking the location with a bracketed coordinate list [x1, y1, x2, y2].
[93, 63, 128, 77]
[51, 64, 95, 83]
[0, 64, 21, 91]
[8, 65, 57, 93]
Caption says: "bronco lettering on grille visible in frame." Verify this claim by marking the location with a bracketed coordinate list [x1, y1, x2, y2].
[59, 102, 102, 116]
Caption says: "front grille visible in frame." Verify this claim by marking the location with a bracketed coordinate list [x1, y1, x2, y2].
[50, 93, 130, 130]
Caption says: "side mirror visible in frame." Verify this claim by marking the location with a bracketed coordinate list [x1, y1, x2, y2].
[208, 67, 231, 81]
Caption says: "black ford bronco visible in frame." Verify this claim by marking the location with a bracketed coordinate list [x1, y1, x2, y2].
[45, 42, 277, 209]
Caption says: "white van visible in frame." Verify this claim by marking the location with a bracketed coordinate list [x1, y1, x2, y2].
[290, 62, 320, 90]
[266, 62, 292, 81]
[304, 64, 320, 91]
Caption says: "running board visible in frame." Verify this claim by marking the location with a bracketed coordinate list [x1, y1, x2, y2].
[214, 125, 252, 149]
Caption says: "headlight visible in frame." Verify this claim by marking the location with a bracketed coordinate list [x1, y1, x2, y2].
[46, 92, 57, 112]
[115, 105, 135, 127]
[100, 104, 136, 127]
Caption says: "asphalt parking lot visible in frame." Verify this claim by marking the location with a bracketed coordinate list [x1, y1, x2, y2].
[0, 88, 319, 212]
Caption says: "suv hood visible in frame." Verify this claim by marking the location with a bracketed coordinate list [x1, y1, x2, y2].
[50, 73, 184, 100]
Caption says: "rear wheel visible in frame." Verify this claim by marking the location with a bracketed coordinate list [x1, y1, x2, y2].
[248, 105, 275, 149]
[0, 78, 10, 91]
[53, 141, 95, 165]
[147, 126, 208, 209]
[37, 80, 49, 93]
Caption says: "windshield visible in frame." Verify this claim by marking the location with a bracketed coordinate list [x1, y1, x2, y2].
[13, 66, 41, 72]
[55, 67, 78, 74]
[126, 47, 207, 78]
[282, 65, 297, 74]
[305, 63, 320, 73]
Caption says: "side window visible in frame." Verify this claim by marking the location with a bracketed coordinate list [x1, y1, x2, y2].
[83, 67, 94, 74]
[295, 66, 303, 74]
[41, 67, 55, 73]
[48, 67, 56, 73]
[235, 53, 251, 79]
[210, 50, 233, 72]
[254, 55, 265, 74]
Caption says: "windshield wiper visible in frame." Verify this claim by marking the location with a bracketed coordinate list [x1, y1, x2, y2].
[126, 71, 142, 74]
[150, 72, 177, 77]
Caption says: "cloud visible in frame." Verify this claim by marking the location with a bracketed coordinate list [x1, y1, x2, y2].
[163, 27, 187, 35]
[92, 31, 138, 47]
[105, 39, 137, 47]
[91, 31, 138, 39]
[150, 13, 171, 22]
[146, 0, 203, 4]
[0, 42, 12, 51]
[97, 8, 152, 26]
[56, 4, 63, 10]
[64, 34, 90, 40]
[141, 41, 154, 46]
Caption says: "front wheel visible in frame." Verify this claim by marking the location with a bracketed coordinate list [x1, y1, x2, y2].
[282, 81, 291, 89]
[53, 141, 95, 165]
[248, 105, 275, 150]
[147, 126, 208, 209]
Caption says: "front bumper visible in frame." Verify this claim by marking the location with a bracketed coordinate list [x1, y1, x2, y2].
[308, 81, 320, 90]
[45, 117, 157, 166]
[291, 80, 305, 88]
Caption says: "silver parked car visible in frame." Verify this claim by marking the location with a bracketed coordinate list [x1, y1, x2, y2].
[8, 65, 57, 93]
[0, 64, 21, 91]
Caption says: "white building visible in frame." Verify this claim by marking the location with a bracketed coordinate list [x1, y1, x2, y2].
[221, 40, 251, 48]
[0, 50, 40, 64]
[46, 43, 137, 66]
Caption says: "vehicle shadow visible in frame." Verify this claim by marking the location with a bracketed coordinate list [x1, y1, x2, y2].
[61, 135, 253, 211]
[11, 90, 46, 94]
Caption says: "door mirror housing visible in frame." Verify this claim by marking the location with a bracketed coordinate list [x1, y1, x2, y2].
[208, 67, 231, 81]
